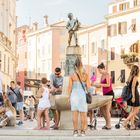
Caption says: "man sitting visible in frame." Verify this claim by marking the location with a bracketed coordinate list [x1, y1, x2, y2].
[50, 67, 63, 129]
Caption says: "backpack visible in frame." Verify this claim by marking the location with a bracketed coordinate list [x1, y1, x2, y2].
[121, 77, 133, 101]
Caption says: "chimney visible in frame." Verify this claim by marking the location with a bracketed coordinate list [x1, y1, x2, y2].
[32, 22, 38, 31]
[44, 15, 48, 26]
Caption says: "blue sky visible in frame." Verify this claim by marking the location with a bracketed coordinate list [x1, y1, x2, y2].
[16, 0, 113, 27]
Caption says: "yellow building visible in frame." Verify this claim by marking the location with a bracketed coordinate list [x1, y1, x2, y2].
[106, 0, 140, 87]
[0, 0, 17, 91]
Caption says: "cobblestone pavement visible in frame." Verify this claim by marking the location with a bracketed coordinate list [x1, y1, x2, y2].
[0, 118, 140, 140]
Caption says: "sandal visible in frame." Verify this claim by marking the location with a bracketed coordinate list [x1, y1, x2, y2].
[102, 126, 111, 130]
[130, 126, 136, 130]
[122, 123, 129, 130]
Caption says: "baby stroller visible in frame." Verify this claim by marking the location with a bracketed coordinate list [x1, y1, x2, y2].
[114, 97, 140, 129]
[87, 109, 98, 130]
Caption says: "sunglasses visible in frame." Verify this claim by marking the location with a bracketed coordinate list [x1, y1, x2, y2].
[55, 72, 61, 76]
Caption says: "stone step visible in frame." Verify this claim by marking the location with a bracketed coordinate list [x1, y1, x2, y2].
[0, 136, 140, 140]
[0, 129, 139, 136]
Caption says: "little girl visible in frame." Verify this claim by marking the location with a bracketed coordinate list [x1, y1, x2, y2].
[35, 77, 51, 130]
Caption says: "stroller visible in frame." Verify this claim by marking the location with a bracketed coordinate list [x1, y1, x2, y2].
[87, 108, 99, 130]
[114, 97, 140, 129]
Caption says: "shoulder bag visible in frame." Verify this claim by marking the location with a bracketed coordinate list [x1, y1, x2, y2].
[76, 72, 92, 104]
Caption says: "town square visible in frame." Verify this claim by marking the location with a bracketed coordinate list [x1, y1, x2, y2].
[0, 0, 140, 139]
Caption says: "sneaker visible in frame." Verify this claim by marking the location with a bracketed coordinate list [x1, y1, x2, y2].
[73, 130, 79, 137]
[50, 124, 55, 128]
[81, 130, 86, 137]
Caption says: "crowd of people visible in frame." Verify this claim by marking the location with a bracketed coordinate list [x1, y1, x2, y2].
[0, 58, 139, 137]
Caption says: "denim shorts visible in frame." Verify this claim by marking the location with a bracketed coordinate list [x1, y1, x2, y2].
[17, 102, 24, 111]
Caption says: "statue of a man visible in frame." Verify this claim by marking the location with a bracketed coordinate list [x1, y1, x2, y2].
[66, 13, 80, 46]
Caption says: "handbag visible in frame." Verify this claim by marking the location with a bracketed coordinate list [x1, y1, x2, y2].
[76, 72, 92, 104]
[121, 77, 133, 101]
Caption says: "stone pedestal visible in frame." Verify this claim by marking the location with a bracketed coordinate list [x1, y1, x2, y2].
[65, 46, 81, 76]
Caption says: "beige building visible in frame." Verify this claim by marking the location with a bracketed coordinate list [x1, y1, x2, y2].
[78, 22, 108, 77]
[26, 20, 67, 92]
[0, 0, 16, 91]
[106, 0, 140, 87]
[16, 25, 30, 89]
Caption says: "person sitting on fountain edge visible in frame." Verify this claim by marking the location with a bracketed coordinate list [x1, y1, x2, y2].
[49, 67, 63, 129]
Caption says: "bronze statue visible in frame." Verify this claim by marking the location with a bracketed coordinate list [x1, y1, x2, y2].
[66, 13, 80, 46]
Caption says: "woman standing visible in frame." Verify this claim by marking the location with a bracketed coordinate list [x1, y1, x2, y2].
[93, 63, 114, 130]
[68, 58, 90, 136]
[123, 65, 139, 130]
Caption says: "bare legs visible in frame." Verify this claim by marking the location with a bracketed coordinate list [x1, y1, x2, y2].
[19, 109, 24, 122]
[51, 109, 60, 129]
[30, 110, 34, 121]
[35, 108, 50, 129]
[68, 31, 78, 46]
[100, 101, 111, 128]
[72, 111, 87, 131]
[123, 107, 139, 129]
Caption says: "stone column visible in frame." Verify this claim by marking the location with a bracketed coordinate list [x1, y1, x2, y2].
[57, 45, 81, 129]
[65, 46, 81, 76]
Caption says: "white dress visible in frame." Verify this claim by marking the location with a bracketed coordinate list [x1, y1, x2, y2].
[38, 87, 51, 110]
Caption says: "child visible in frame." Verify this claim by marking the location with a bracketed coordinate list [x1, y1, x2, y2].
[35, 77, 50, 130]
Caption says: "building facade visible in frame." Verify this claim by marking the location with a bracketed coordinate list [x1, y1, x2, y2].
[106, 0, 140, 87]
[16, 25, 30, 89]
[27, 20, 67, 90]
[78, 22, 108, 77]
[0, 0, 16, 91]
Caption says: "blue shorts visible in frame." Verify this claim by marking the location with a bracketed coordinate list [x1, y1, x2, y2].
[17, 102, 24, 111]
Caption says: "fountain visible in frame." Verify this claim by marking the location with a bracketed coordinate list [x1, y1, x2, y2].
[54, 13, 113, 129]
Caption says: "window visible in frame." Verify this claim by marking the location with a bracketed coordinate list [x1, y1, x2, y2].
[101, 40, 105, 51]
[130, 43, 138, 53]
[133, 0, 140, 7]
[121, 48, 125, 55]
[4, 54, 6, 72]
[24, 69, 27, 76]
[108, 24, 117, 37]
[119, 2, 129, 11]
[112, 5, 117, 13]
[91, 42, 96, 54]
[111, 71, 115, 84]
[118, 22, 127, 34]
[131, 19, 136, 32]
[120, 69, 125, 83]
[82, 45, 86, 57]
[8, 57, 10, 74]
[111, 48, 115, 60]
